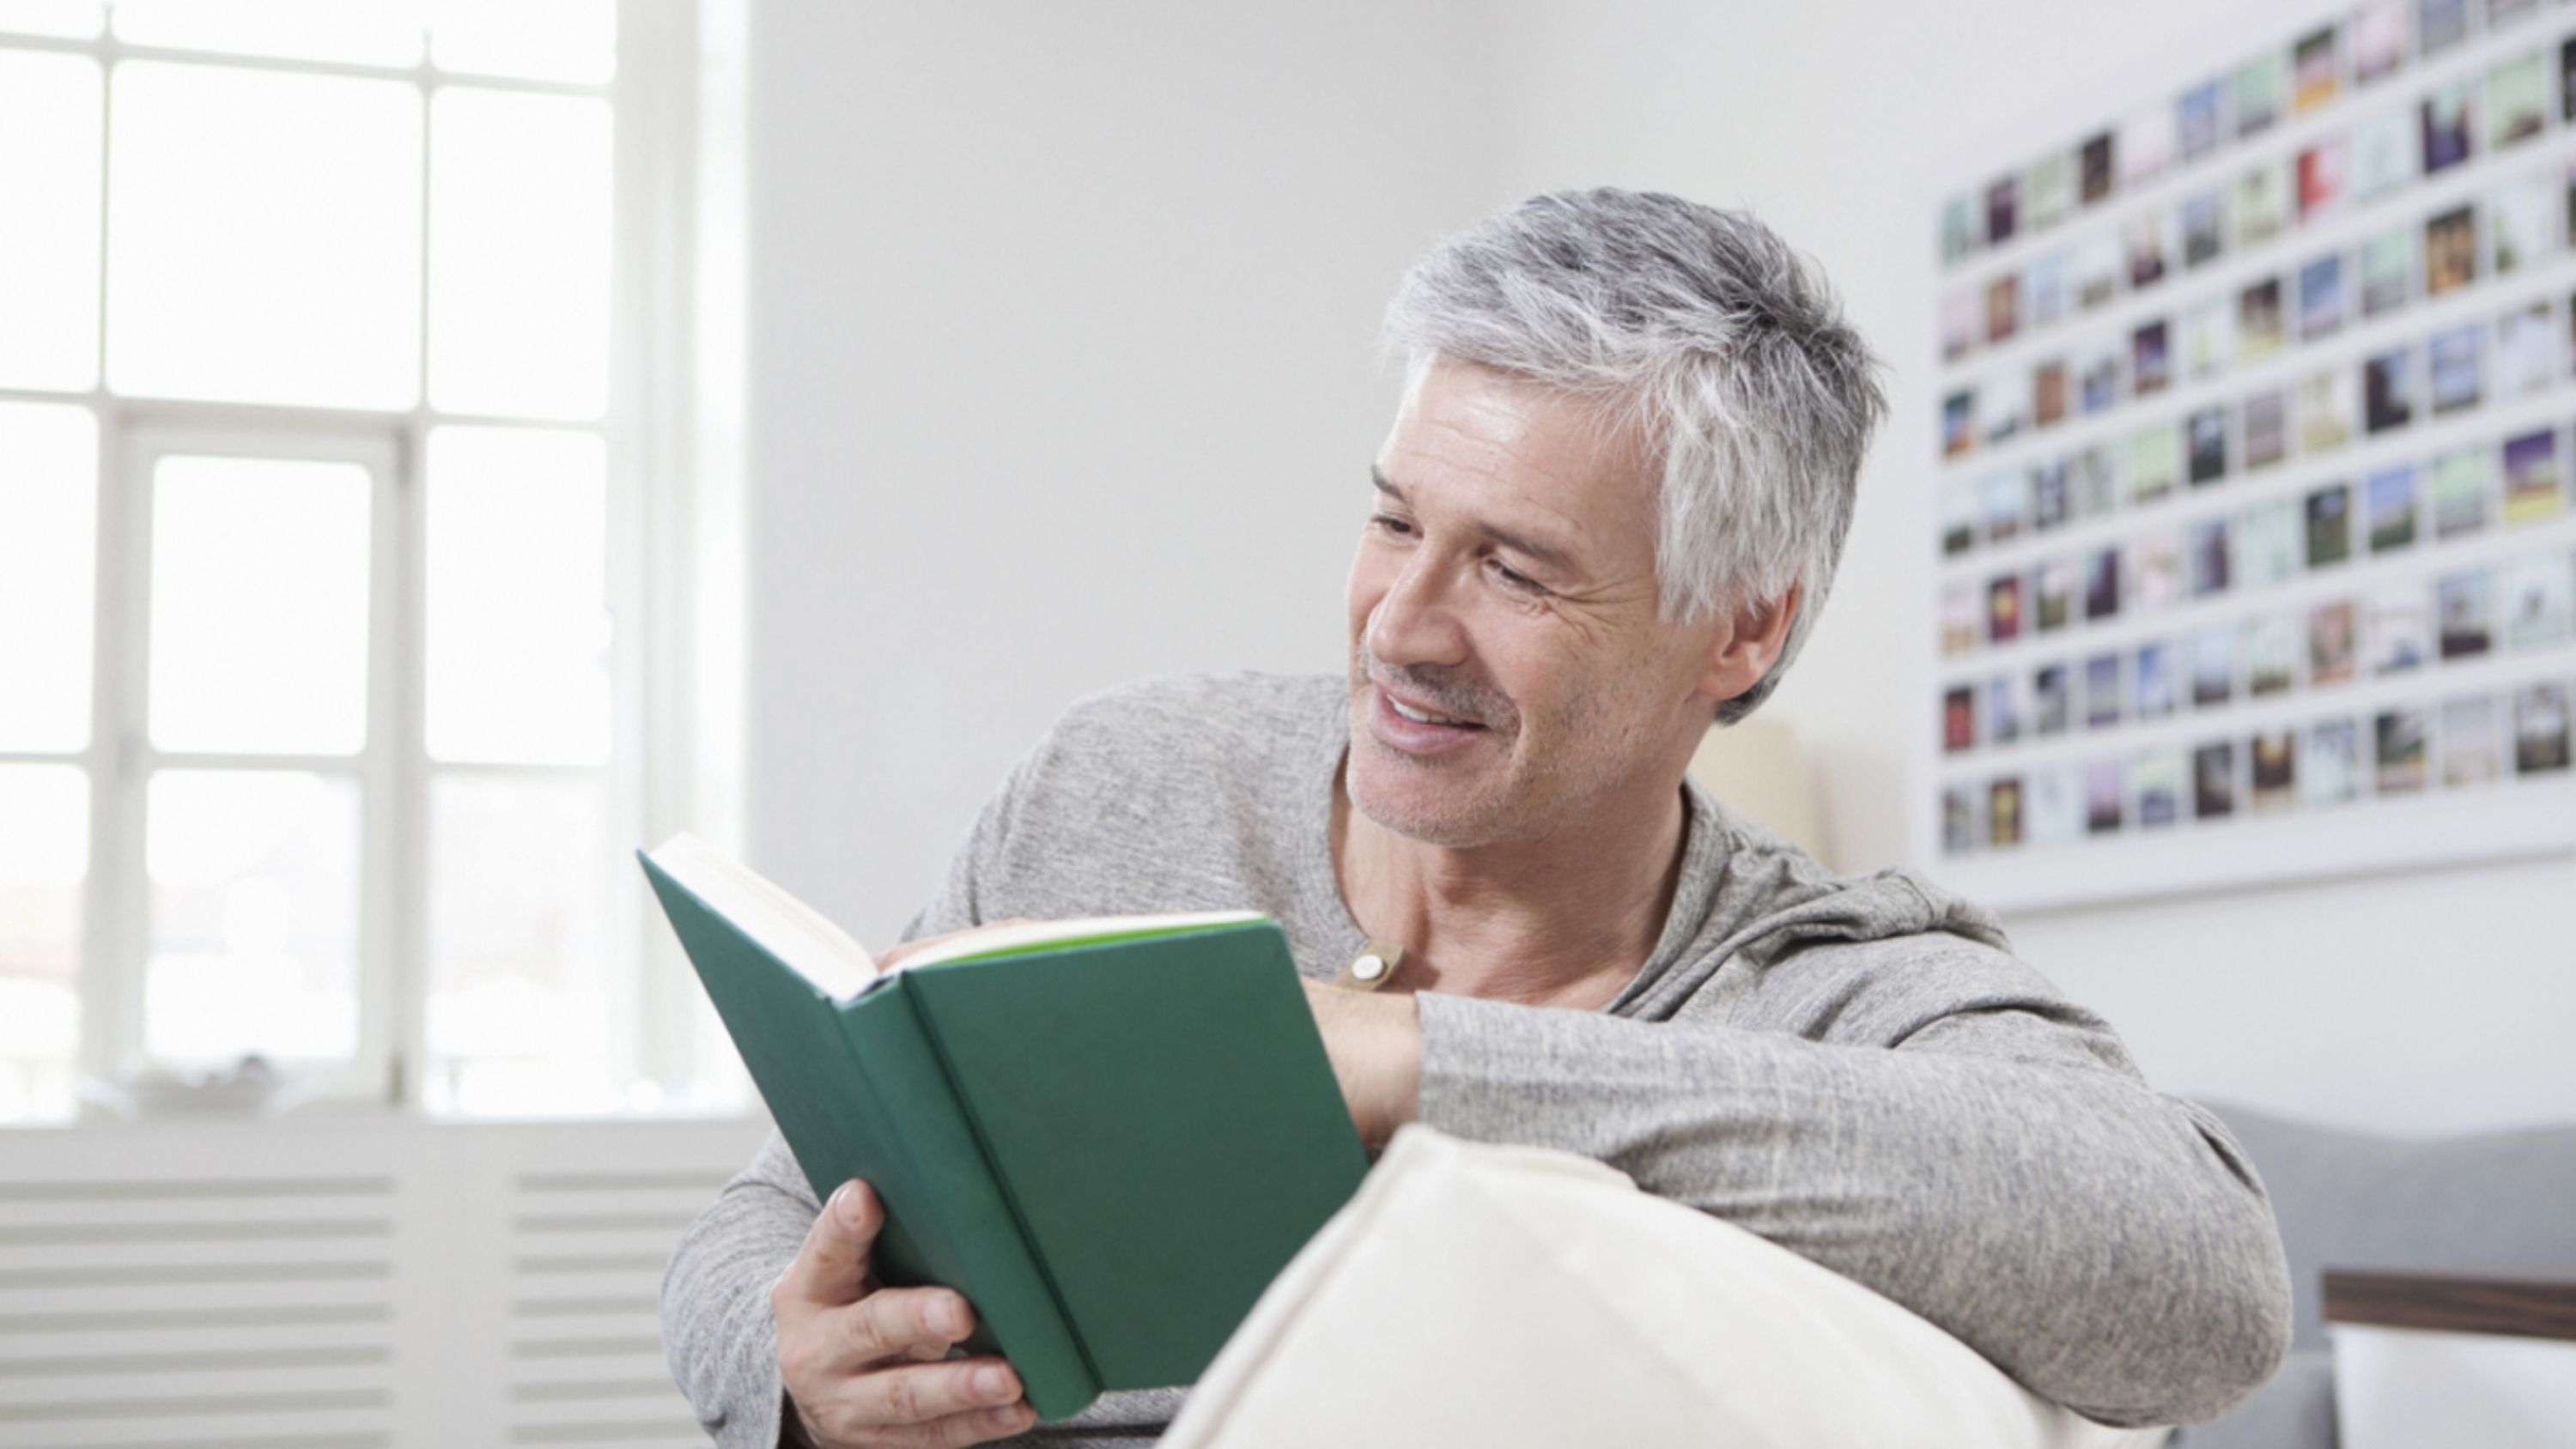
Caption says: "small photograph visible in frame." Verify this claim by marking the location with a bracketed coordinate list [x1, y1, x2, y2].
[2234, 161, 2290, 250]
[2122, 103, 2175, 186]
[2080, 131, 2116, 205]
[2188, 514, 2232, 597]
[2032, 458, 2070, 531]
[2309, 597, 2359, 684]
[2352, 3, 2408, 85]
[2364, 345, 2415, 433]
[2348, 106, 2417, 203]
[2437, 567, 2495, 658]
[2431, 446, 2493, 538]
[2027, 152, 2074, 233]
[1942, 582, 1981, 656]
[1942, 783, 1978, 854]
[2419, 80, 2474, 174]
[2298, 252, 2347, 339]
[2072, 446, 2118, 518]
[2236, 276, 2285, 362]
[2083, 760, 2125, 835]
[2293, 27, 2339, 113]
[2075, 335, 2124, 413]
[2374, 706, 2430, 793]
[1988, 775, 2025, 846]
[2034, 662, 2070, 735]
[2250, 730, 2297, 813]
[2182, 294, 2235, 379]
[1986, 174, 2018, 247]
[2366, 464, 2420, 551]
[1943, 390, 1976, 458]
[2181, 187, 2227, 268]
[2236, 52, 2285, 138]
[2178, 80, 2227, 161]
[2369, 584, 2432, 673]
[2514, 681, 2574, 772]
[2297, 367, 2356, 453]
[2026, 251, 2071, 326]
[2132, 527, 2185, 609]
[2297, 139, 2346, 221]
[2083, 652, 2123, 729]
[1942, 288, 1982, 361]
[2133, 746, 2184, 828]
[1985, 273, 2020, 343]
[2424, 205, 2478, 295]
[2419, 0, 2470, 58]
[1942, 197, 1981, 266]
[2072, 233, 2123, 309]
[1987, 571, 2025, 643]
[2035, 555, 2076, 633]
[2187, 406, 2229, 487]
[2193, 740, 2238, 818]
[2427, 323, 2483, 415]
[2494, 302, 2560, 398]
[2131, 318, 2172, 396]
[2136, 639, 2178, 716]
[2442, 694, 2503, 786]
[1944, 684, 1978, 752]
[2306, 482, 2354, 567]
[2244, 611, 2300, 696]
[1942, 477, 1979, 555]
[2503, 552, 2573, 647]
[2033, 360, 2068, 428]
[2124, 209, 2171, 289]
[2304, 718, 2360, 806]
[2359, 225, 2414, 316]
[2028, 765, 2081, 846]
[2083, 543, 2122, 620]
[2489, 171, 2556, 273]
[1986, 671, 2026, 744]
[2242, 388, 2288, 472]
[2129, 421, 2181, 504]
[2190, 621, 2237, 706]
[1984, 376, 2031, 445]
[2486, 52, 2549, 150]
[1984, 465, 2028, 543]
[2238, 497, 2300, 586]
[2502, 427, 2565, 524]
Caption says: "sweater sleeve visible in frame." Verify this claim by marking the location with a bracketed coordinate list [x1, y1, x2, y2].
[1411, 931, 2293, 1428]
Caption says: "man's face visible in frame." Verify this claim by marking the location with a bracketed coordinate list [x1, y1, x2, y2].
[1344, 360, 1724, 848]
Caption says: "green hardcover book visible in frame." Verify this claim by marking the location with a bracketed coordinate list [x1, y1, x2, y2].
[638, 833, 1370, 1422]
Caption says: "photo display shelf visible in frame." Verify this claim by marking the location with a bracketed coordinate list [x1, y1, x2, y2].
[1931, 0, 2576, 911]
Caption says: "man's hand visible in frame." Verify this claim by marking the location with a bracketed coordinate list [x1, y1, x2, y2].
[1297, 978, 1422, 1151]
[771, 1179, 1036, 1448]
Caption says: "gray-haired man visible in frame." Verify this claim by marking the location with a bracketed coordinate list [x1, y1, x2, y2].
[663, 189, 2293, 1448]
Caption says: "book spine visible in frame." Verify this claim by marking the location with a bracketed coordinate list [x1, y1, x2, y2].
[837, 980, 1100, 1422]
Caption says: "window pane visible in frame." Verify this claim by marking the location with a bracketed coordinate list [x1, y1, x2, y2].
[0, 51, 102, 391]
[429, 0, 614, 84]
[149, 455, 373, 756]
[144, 768, 360, 1063]
[0, 0, 100, 39]
[106, 62, 422, 409]
[429, 88, 612, 421]
[0, 763, 86, 1123]
[112, 0, 426, 67]
[426, 427, 611, 765]
[0, 403, 98, 752]
[424, 772, 612, 1114]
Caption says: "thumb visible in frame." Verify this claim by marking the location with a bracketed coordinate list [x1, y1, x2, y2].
[785, 1179, 882, 1306]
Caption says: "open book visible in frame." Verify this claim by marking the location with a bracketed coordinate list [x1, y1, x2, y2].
[637, 833, 1370, 1422]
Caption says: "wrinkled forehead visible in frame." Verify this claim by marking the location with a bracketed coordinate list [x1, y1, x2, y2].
[1377, 358, 1663, 558]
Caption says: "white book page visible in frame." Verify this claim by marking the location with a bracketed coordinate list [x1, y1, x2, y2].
[893, 910, 1267, 971]
[647, 832, 880, 1001]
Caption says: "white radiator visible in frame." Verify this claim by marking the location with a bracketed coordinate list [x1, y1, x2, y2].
[0, 1113, 774, 1449]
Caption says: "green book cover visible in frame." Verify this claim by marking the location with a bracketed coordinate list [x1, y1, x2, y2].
[637, 835, 1370, 1422]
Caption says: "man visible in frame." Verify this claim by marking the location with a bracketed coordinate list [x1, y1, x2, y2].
[663, 189, 2293, 1448]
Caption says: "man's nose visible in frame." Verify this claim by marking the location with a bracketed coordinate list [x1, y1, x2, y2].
[1365, 552, 1468, 669]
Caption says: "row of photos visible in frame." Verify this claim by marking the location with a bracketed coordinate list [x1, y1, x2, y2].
[1934, 0, 2576, 853]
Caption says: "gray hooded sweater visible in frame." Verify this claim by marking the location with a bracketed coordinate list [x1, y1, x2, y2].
[660, 672, 2293, 1446]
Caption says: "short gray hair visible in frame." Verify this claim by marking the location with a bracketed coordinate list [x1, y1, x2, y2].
[1381, 188, 1886, 726]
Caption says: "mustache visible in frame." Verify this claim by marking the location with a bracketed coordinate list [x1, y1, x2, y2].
[1355, 645, 1511, 726]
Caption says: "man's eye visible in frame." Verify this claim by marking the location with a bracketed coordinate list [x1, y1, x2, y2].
[1487, 559, 1543, 593]
[1370, 513, 1415, 537]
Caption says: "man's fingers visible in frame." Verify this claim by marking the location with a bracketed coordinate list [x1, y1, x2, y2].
[883, 1403, 1041, 1449]
[780, 1179, 882, 1308]
[842, 1355, 1025, 1430]
[821, 1284, 979, 1370]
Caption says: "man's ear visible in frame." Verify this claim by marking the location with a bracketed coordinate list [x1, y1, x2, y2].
[1693, 580, 1801, 705]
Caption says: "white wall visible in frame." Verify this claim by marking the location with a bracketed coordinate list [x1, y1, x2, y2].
[744, 0, 2576, 1133]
